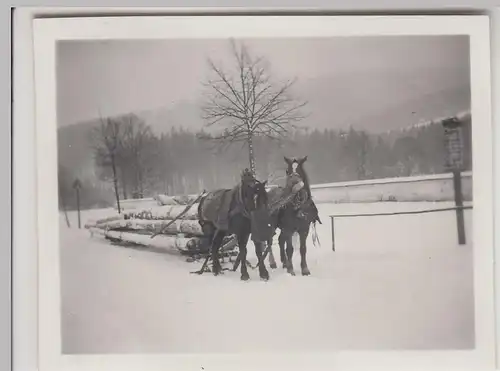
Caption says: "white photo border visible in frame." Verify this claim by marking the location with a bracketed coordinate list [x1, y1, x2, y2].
[32, 14, 495, 371]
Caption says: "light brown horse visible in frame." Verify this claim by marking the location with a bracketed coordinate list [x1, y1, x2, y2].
[266, 157, 321, 276]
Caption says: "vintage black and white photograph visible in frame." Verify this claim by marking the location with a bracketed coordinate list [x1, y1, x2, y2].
[31, 15, 496, 370]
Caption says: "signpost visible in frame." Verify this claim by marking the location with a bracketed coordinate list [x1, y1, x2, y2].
[442, 117, 466, 245]
[73, 178, 82, 229]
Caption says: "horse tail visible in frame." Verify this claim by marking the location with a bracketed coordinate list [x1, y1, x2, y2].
[197, 194, 204, 224]
[197, 192, 210, 229]
[311, 199, 322, 224]
[311, 220, 321, 247]
[310, 198, 323, 224]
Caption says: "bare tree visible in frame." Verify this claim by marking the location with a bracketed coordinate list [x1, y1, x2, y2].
[90, 115, 123, 213]
[199, 39, 308, 176]
[393, 136, 422, 177]
[356, 131, 372, 180]
[119, 113, 156, 198]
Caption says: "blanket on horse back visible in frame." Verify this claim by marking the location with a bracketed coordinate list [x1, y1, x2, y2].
[198, 185, 248, 231]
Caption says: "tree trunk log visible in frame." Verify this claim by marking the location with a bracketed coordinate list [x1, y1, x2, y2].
[85, 214, 124, 229]
[89, 228, 237, 254]
[89, 227, 202, 253]
[124, 204, 200, 220]
[95, 218, 204, 236]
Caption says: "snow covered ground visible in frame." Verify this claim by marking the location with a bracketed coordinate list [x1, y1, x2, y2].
[59, 201, 474, 354]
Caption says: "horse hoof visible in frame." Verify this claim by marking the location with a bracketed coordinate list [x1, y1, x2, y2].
[270, 262, 277, 269]
[260, 271, 270, 281]
[241, 273, 250, 281]
[302, 269, 311, 276]
[288, 270, 296, 276]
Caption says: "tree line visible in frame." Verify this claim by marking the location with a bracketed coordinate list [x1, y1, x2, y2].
[58, 112, 472, 211]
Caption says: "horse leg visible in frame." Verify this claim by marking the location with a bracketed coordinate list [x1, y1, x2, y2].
[237, 232, 250, 281]
[254, 241, 270, 281]
[278, 231, 289, 269]
[299, 226, 311, 276]
[285, 232, 296, 276]
[211, 230, 225, 276]
[267, 239, 277, 269]
[263, 224, 277, 269]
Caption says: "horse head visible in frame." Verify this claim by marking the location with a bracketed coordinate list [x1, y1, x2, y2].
[284, 156, 309, 194]
[239, 169, 273, 243]
[250, 179, 269, 211]
[240, 168, 255, 186]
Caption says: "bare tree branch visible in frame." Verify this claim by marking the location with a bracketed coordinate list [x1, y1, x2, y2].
[88, 114, 124, 212]
[199, 40, 308, 174]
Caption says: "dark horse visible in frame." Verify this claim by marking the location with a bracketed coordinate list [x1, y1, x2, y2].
[266, 156, 322, 276]
[196, 169, 274, 281]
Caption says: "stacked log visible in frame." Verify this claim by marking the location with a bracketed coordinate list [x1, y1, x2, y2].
[85, 194, 237, 257]
[124, 204, 199, 221]
[88, 227, 237, 255]
[98, 219, 204, 236]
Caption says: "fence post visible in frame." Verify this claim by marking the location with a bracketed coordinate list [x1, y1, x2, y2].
[59, 193, 71, 228]
[452, 170, 466, 245]
[73, 178, 82, 229]
[442, 117, 466, 246]
[330, 216, 335, 252]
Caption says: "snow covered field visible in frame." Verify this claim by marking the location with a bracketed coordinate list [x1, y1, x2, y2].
[59, 201, 474, 354]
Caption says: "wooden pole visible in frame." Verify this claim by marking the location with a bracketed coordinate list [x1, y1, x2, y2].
[111, 155, 121, 214]
[76, 187, 81, 229]
[63, 205, 71, 228]
[442, 116, 467, 246]
[59, 193, 71, 228]
[331, 216, 335, 252]
[73, 178, 82, 229]
[452, 170, 466, 245]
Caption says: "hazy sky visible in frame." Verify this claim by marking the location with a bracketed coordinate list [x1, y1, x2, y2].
[56, 36, 470, 128]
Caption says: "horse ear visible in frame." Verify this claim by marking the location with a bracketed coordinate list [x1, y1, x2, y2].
[284, 156, 292, 164]
[263, 180, 268, 186]
[299, 156, 308, 163]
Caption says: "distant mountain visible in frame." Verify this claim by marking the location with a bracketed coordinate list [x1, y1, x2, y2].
[112, 65, 470, 135]
[346, 85, 470, 132]
[135, 100, 205, 134]
[295, 66, 470, 132]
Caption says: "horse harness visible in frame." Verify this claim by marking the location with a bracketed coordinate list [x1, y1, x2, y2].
[231, 182, 253, 219]
[289, 187, 321, 223]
